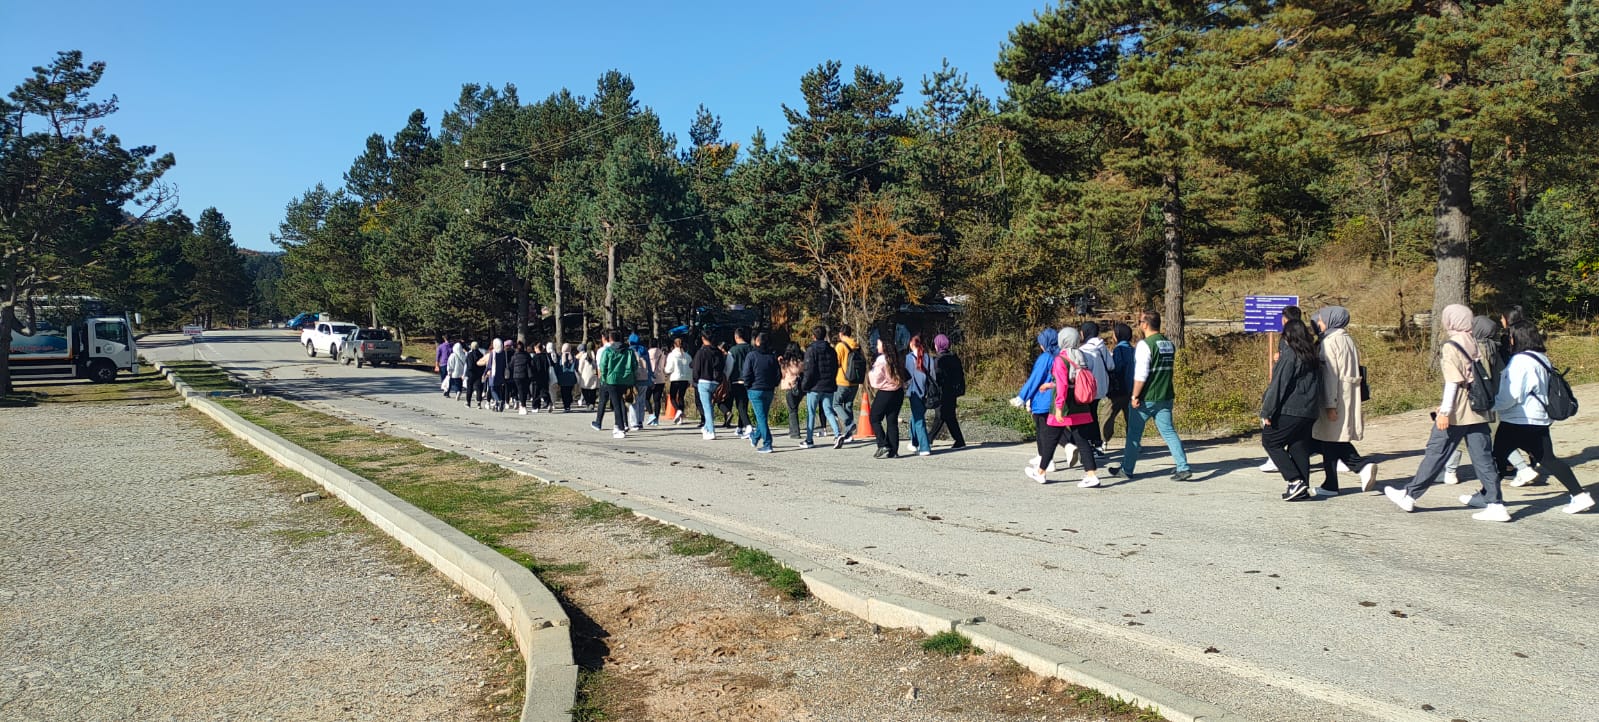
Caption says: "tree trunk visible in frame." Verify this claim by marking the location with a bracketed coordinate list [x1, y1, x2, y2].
[514, 276, 530, 343]
[0, 301, 15, 396]
[552, 244, 564, 349]
[604, 234, 617, 330]
[1161, 170, 1186, 348]
[651, 308, 660, 340]
[1431, 136, 1472, 349]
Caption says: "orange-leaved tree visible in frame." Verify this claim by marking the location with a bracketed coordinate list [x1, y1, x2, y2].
[823, 199, 936, 335]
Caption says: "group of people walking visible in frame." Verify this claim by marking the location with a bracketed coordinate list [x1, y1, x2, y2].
[433, 323, 969, 456]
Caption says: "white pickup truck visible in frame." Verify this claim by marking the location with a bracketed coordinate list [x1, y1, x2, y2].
[300, 321, 357, 358]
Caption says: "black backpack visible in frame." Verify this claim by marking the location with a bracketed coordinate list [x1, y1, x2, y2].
[844, 344, 867, 384]
[1520, 352, 1579, 421]
[1446, 341, 1496, 414]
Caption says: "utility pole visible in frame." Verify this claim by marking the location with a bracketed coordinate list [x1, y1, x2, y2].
[552, 242, 564, 349]
[996, 140, 1006, 188]
[601, 220, 617, 330]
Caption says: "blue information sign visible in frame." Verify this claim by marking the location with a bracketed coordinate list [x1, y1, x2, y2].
[1244, 295, 1299, 334]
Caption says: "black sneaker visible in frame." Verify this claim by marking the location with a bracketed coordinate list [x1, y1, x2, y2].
[873, 448, 889, 459]
[1171, 469, 1193, 482]
[833, 435, 846, 449]
[1284, 480, 1310, 501]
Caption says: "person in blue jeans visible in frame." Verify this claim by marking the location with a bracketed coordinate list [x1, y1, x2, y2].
[1114, 311, 1191, 481]
[904, 334, 933, 456]
[742, 332, 780, 453]
[690, 331, 724, 440]
[798, 325, 839, 449]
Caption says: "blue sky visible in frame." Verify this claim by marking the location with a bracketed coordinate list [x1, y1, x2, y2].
[1, 0, 1047, 251]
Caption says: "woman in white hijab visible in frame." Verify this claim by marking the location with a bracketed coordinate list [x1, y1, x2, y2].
[445, 342, 467, 399]
[1385, 304, 1509, 521]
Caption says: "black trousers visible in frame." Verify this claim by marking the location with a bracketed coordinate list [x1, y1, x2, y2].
[871, 388, 905, 455]
[786, 387, 803, 438]
[580, 387, 597, 407]
[534, 379, 552, 409]
[1101, 394, 1130, 446]
[1318, 439, 1367, 491]
[1080, 398, 1104, 449]
[668, 381, 689, 418]
[649, 383, 666, 417]
[731, 383, 750, 427]
[513, 377, 531, 406]
[926, 396, 965, 445]
[596, 383, 629, 430]
[1262, 414, 1316, 484]
[559, 384, 574, 410]
[1495, 422, 1584, 495]
[464, 377, 484, 405]
[1034, 414, 1097, 472]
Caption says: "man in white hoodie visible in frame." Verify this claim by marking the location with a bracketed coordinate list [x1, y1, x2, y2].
[1076, 321, 1113, 455]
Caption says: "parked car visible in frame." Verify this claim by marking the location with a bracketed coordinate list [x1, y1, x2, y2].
[300, 321, 356, 358]
[285, 312, 317, 330]
[339, 327, 403, 367]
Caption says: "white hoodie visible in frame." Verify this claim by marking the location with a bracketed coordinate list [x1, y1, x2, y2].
[1079, 336, 1113, 401]
[1494, 350, 1552, 426]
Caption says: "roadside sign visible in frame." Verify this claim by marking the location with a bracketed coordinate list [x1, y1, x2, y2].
[1243, 296, 1298, 334]
[182, 325, 204, 336]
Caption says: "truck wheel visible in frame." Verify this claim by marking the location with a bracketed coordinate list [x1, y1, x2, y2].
[328, 344, 338, 360]
[306, 342, 316, 358]
[87, 359, 118, 384]
[344, 355, 353, 366]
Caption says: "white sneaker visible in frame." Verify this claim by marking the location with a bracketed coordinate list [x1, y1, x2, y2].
[1359, 463, 1380, 492]
[1338, 460, 1352, 473]
[1472, 503, 1511, 522]
[1025, 466, 1048, 484]
[1510, 466, 1541, 487]
[611, 429, 626, 439]
[799, 441, 814, 449]
[917, 450, 931, 457]
[1460, 492, 1486, 508]
[1565, 492, 1596, 514]
[1384, 486, 1415, 512]
[1077, 474, 1101, 488]
[519, 408, 527, 415]
[1063, 443, 1080, 469]
[1259, 459, 1278, 473]
[702, 430, 715, 440]
[1028, 456, 1059, 474]
[1442, 470, 1460, 485]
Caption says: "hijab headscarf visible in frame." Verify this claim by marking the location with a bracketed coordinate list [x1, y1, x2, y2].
[1440, 303, 1476, 359]
[1317, 306, 1351, 332]
[1471, 315, 1500, 362]
[1036, 327, 1059, 356]
[1057, 326, 1086, 367]
[933, 334, 950, 354]
[491, 338, 503, 353]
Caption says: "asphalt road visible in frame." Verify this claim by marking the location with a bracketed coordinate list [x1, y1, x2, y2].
[145, 330, 1599, 722]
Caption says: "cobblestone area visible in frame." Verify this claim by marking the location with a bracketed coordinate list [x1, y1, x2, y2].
[0, 401, 506, 721]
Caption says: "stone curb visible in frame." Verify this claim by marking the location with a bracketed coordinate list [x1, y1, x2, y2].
[150, 361, 577, 722]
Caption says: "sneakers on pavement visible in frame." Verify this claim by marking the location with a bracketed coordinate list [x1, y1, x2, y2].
[1337, 460, 1352, 473]
[1442, 469, 1460, 485]
[833, 435, 846, 450]
[1171, 469, 1193, 482]
[1284, 480, 1310, 501]
[917, 450, 931, 457]
[1460, 492, 1486, 508]
[1028, 456, 1059, 474]
[1564, 492, 1596, 514]
[1384, 486, 1415, 512]
[1359, 463, 1380, 492]
[1025, 466, 1048, 484]
[799, 441, 814, 450]
[1259, 459, 1278, 473]
[1313, 486, 1340, 498]
[1063, 443, 1080, 470]
[611, 429, 627, 439]
[1077, 474, 1101, 488]
[702, 430, 715, 441]
[1509, 466, 1541, 487]
[1472, 503, 1512, 522]
[519, 408, 527, 415]
[590, 421, 602, 432]
[756, 446, 773, 454]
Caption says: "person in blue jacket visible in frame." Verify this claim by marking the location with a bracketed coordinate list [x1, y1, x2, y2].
[1100, 323, 1136, 448]
[1012, 328, 1064, 472]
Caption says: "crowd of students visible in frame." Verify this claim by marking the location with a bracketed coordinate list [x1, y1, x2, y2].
[431, 303, 1589, 522]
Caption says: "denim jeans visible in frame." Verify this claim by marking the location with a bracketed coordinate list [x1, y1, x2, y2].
[833, 385, 858, 438]
[1122, 400, 1189, 474]
[748, 389, 774, 450]
[1405, 422, 1500, 503]
[696, 381, 719, 435]
[631, 381, 651, 428]
[805, 390, 839, 443]
[907, 393, 931, 453]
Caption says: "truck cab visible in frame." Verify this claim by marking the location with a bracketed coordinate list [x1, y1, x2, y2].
[8, 315, 137, 383]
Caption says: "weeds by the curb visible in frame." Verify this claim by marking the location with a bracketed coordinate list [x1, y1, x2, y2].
[569, 669, 610, 721]
[1071, 686, 1166, 722]
[920, 630, 980, 656]
[728, 547, 808, 598]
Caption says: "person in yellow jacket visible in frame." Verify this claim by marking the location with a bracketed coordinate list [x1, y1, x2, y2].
[832, 324, 866, 447]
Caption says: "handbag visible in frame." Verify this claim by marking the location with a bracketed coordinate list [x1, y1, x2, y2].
[712, 381, 730, 405]
[1358, 365, 1370, 403]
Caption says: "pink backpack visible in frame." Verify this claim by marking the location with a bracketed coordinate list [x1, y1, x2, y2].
[1047, 351, 1096, 427]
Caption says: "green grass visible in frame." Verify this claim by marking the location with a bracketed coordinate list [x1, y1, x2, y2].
[1069, 686, 1166, 722]
[920, 631, 980, 656]
[727, 547, 808, 599]
[160, 359, 243, 392]
[570, 501, 629, 522]
[569, 669, 611, 722]
[7, 365, 175, 405]
[666, 532, 726, 557]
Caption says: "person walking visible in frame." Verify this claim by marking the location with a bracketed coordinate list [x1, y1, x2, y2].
[445, 341, 467, 399]
[1101, 323, 1135, 449]
[1385, 304, 1508, 521]
[780, 342, 805, 440]
[1077, 321, 1113, 455]
[832, 324, 865, 444]
[648, 338, 668, 426]
[665, 336, 693, 424]
[556, 343, 578, 412]
[477, 339, 507, 412]
[1439, 316, 1538, 486]
[592, 331, 635, 438]
[904, 334, 933, 456]
[742, 332, 781, 453]
[577, 342, 600, 409]
[463, 341, 486, 409]
[799, 325, 840, 449]
[1310, 307, 1379, 494]
[509, 341, 533, 414]
[868, 337, 908, 459]
[435, 334, 452, 394]
[926, 334, 966, 448]
[727, 328, 755, 438]
[1259, 306, 1303, 474]
[1484, 321, 1592, 513]
[1112, 312, 1191, 481]
[1026, 327, 1102, 487]
[1259, 319, 1323, 501]
[1012, 328, 1065, 472]
[627, 333, 654, 431]
[692, 331, 725, 440]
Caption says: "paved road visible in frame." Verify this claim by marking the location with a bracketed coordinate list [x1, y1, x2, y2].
[0, 394, 502, 721]
[149, 330, 1599, 722]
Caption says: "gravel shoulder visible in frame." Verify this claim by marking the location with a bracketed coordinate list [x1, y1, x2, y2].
[0, 395, 516, 721]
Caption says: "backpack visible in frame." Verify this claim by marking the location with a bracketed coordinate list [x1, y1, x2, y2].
[924, 356, 943, 407]
[1445, 341, 1495, 414]
[1520, 352, 1579, 421]
[1062, 351, 1097, 404]
[844, 344, 867, 384]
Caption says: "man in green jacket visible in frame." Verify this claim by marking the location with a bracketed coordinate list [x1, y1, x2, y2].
[592, 330, 636, 439]
[1112, 311, 1192, 481]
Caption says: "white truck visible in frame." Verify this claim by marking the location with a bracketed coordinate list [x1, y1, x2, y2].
[300, 320, 357, 358]
[7, 314, 138, 383]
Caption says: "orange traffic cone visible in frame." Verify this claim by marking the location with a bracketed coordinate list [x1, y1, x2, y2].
[664, 390, 678, 421]
[856, 389, 876, 440]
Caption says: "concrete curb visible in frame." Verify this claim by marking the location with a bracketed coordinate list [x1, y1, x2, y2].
[150, 361, 577, 722]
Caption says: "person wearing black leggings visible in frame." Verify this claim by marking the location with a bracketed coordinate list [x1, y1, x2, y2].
[1259, 320, 1322, 501]
[1488, 322, 1594, 514]
[868, 338, 907, 458]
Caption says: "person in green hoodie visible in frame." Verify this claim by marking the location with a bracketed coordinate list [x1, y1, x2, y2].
[593, 329, 636, 439]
